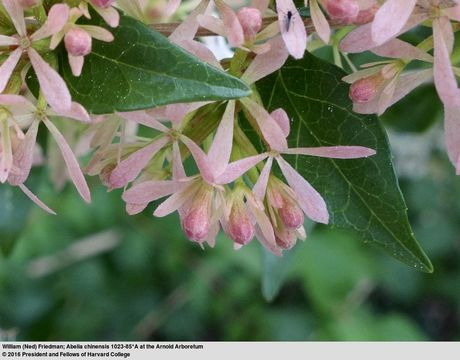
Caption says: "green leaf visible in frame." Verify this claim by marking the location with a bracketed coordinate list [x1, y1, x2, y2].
[255, 53, 433, 273]
[61, 14, 251, 114]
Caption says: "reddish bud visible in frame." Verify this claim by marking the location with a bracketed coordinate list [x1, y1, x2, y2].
[65, 28, 92, 57]
[19, 0, 42, 8]
[324, 0, 359, 22]
[278, 199, 304, 229]
[182, 203, 211, 243]
[236, 7, 263, 41]
[91, 0, 116, 8]
[349, 75, 383, 103]
[275, 228, 297, 249]
[227, 203, 255, 245]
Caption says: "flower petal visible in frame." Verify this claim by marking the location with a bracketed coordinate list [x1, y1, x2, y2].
[282, 146, 376, 158]
[371, 38, 433, 63]
[276, 156, 329, 224]
[28, 48, 72, 111]
[68, 54, 85, 77]
[270, 108, 290, 137]
[0, 48, 22, 93]
[240, 97, 288, 151]
[310, 0, 331, 44]
[153, 179, 199, 217]
[122, 180, 179, 205]
[43, 117, 91, 203]
[180, 135, 214, 183]
[252, 156, 273, 200]
[276, 0, 307, 59]
[30, 4, 70, 42]
[80, 25, 114, 42]
[51, 102, 91, 123]
[444, 105, 460, 174]
[109, 136, 169, 188]
[118, 111, 169, 132]
[19, 184, 56, 215]
[170, 0, 211, 43]
[2, 0, 26, 37]
[8, 120, 39, 186]
[93, 5, 120, 28]
[208, 101, 235, 177]
[216, 153, 268, 185]
[215, 0, 244, 47]
[371, 0, 416, 45]
[241, 36, 289, 84]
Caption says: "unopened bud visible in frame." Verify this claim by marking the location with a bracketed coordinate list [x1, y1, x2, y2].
[183, 203, 211, 243]
[19, 0, 42, 8]
[278, 200, 304, 229]
[353, 5, 379, 25]
[65, 28, 92, 57]
[236, 7, 263, 41]
[91, 0, 116, 8]
[349, 75, 383, 103]
[324, 0, 359, 22]
[227, 204, 254, 245]
[275, 228, 297, 249]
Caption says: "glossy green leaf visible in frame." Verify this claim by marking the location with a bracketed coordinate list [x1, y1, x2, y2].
[256, 53, 433, 273]
[61, 14, 251, 114]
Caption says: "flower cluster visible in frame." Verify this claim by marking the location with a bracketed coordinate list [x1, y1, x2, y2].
[1, 0, 458, 255]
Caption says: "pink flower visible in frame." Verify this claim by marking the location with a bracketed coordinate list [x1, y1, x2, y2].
[0, 1, 72, 111]
[276, 0, 307, 58]
[50, 8, 114, 76]
[0, 95, 91, 203]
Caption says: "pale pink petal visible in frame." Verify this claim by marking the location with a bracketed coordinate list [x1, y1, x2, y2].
[445, 5, 460, 22]
[28, 48, 72, 111]
[270, 108, 290, 137]
[122, 180, 179, 204]
[0, 48, 23, 93]
[0, 94, 35, 113]
[241, 36, 289, 84]
[153, 180, 198, 217]
[148, 102, 209, 126]
[252, 0, 269, 13]
[2, 0, 26, 37]
[165, 0, 181, 16]
[197, 15, 226, 37]
[433, 17, 460, 107]
[276, 0, 307, 59]
[109, 136, 170, 188]
[176, 39, 222, 69]
[342, 65, 384, 84]
[170, 0, 211, 43]
[253, 156, 273, 200]
[0, 35, 19, 46]
[93, 6, 120, 28]
[80, 25, 114, 42]
[51, 102, 91, 123]
[371, 38, 433, 62]
[204, 222, 220, 248]
[247, 196, 280, 255]
[215, 0, 244, 47]
[276, 156, 329, 224]
[240, 97, 288, 151]
[30, 4, 70, 42]
[19, 184, 56, 215]
[310, 0, 331, 43]
[50, 31, 65, 50]
[126, 203, 148, 215]
[444, 106, 460, 174]
[179, 135, 214, 183]
[68, 54, 85, 77]
[118, 111, 169, 132]
[377, 76, 398, 115]
[172, 140, 186, 180]
[371, 0, 416, 45]
[208, 101, 235, 177]
[216, 153, 268, 185]
[43, 117, 91, 203]
[282, 146, 376, 158]
[8, 120, 39, 186]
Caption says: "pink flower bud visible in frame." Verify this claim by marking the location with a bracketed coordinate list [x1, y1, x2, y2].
[91, 0, 116, 8]
[278, 200, 304, 229]
[236, 7, 263, 41]
[324, 0, 359, 22]
[352, 5, 379, 25]
[349, 75, 383, 103]
[19, 0, 42, 8]
[227, 203, 255, 245]
[65, 28, 92, 57]
[182, 203, 211, 243]
[275, 228, 297, 249]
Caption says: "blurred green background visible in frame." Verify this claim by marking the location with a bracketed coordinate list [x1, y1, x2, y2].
[1, 118, 460, 341]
